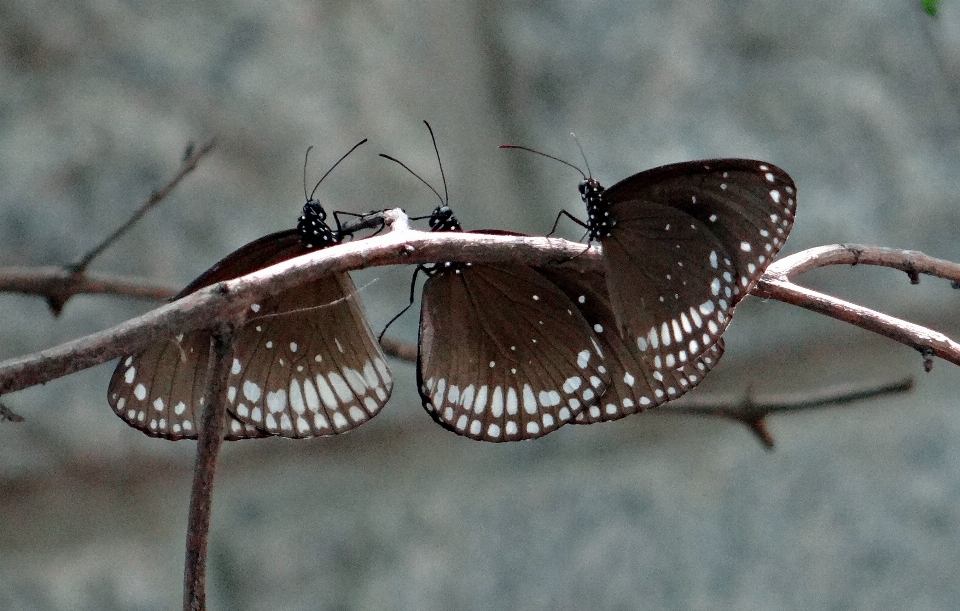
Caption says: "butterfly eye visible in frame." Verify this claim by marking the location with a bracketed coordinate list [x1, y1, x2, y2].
[577, 180, 591, 199]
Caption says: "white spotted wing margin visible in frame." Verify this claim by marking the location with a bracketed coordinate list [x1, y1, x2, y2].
[227, 273, 393, 438]
[539, 266, 724, 424]
[108, 273, 392, 441]
[108, 333, 270, 440]
[417, 263, 610, 442]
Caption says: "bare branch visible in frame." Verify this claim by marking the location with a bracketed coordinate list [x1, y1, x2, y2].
[70, 140, 218, 276]
[0, 210, 597, 396]
[1, 234, 957, 406]
[757, 244, 960, 368]
[0, 266, 176, 302]
[767, 244, 960, 284]
[664, 377, 915, 448]
[183, 325, 235, 611]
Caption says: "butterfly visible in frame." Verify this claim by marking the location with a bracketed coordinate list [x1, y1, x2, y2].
[380, 124, 608, 441]
[108, 141, 393, 439]
[501, 145, 796, 401]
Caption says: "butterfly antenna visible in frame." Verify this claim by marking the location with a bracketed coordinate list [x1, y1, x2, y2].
[570, 132, 593, 178]
[423, 120, 449, 205]
[302, 145, 314, 201]
[498, 144, 587, 180]
[308, 138, 368, 201]
[378, 154, 446, 208]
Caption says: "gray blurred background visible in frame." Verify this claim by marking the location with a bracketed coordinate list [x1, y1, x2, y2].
[2, 0, 960, 609]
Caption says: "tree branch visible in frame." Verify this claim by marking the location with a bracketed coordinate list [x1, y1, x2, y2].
[0, 266, 176, 302]
[757, 244, 960, 368]
[183, 325, 235, 611]
[27, 141, 217, 316]
[0, 238, 956, 405]
[665, 377, 915, 449]
[0, 209, 597, 396]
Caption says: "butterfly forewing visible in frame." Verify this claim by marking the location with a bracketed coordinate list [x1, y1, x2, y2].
[228, 273, 392, 438]
[108, 332, 269, 440]
[418, 263, 609, 441]
[538, 265, 724, 423]
[599, 159, 795, 371]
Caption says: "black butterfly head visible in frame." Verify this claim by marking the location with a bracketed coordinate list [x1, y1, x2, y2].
[297, 199, 338, 250]
[297, 138, 369, 250]
[428, 205, 461, 233]
[579, 177, 615, 241]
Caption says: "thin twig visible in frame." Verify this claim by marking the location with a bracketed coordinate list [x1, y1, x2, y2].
[0, 402, 24, 423]
[183, 325, 235, 611]
[0, 266, 176, 302]
[665, 377, 915, 448]
[70, 140, 217, 276]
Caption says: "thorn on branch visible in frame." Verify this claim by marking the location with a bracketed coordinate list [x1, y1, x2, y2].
[842, 243, 864, 266]
[743, 416, 775, 450]
[906, 266, 921, 285]
[0, 402, 24, 423]
[951, 280, 960, 290]
[920, 347, 935, 372]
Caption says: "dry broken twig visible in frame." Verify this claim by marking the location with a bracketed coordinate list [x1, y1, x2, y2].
[35, 141, 217, 315]
[664, 377, 915, 449]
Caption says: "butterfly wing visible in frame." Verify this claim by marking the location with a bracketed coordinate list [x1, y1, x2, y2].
[108, 332, 270, 440]
[227, 273, 393, 438]
[110, 229, 392, 440]
[538, 265, 724, 423]
[600, 159, 795, 370]
[417, 263, 609, 441]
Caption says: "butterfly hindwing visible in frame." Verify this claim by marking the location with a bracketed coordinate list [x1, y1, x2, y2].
[538, 265, 725, 423]
[417, 263, 609, 441]
[227, 273, 393, 438]
[108, 332, 270, 440]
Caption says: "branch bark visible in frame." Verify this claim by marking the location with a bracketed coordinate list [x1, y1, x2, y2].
[183, 325, 235, 611]
[0, 237, 957, 400]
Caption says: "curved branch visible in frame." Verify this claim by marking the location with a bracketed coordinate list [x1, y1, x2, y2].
[0, 238, 957, 400]
[756, 244, 960, 367]
[768, 244, 960, 283]
[0, 209, 597, 395]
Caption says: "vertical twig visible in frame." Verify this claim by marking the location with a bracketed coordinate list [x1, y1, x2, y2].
[183, 323, 235, 611]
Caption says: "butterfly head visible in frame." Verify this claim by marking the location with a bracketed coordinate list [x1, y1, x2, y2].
[297, 199, 338, 250]
[428, 205, 461, 233]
